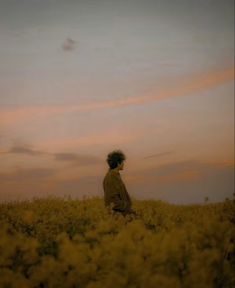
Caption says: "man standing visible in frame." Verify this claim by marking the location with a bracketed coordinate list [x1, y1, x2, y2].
[103, 149, 137, 216]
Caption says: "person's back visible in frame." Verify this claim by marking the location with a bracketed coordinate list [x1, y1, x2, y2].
[103, 168, 132, 215]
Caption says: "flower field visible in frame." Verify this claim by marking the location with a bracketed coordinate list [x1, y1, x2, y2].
[0, 196, 234, 288]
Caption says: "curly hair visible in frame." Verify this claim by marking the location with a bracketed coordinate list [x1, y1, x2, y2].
[106, 149, 126, 169]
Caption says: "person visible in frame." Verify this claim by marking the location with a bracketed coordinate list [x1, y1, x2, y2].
[103, 149, 138, 217]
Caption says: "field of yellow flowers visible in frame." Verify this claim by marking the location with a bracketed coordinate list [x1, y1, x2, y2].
[0, 195, 234, 288]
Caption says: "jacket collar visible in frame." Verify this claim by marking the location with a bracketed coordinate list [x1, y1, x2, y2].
[109, 168, 119, 174]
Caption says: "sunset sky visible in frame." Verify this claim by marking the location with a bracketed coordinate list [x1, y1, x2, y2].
[0, 0, 234, 204]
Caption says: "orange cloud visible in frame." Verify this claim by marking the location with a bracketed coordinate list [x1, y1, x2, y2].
[0, 66, 233, 127]
[157, 169, 201, 184]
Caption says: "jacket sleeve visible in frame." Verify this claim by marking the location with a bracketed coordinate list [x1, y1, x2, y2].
[107, 174, 128, 212]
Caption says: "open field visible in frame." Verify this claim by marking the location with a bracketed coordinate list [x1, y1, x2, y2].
[0, 196, 234, 288]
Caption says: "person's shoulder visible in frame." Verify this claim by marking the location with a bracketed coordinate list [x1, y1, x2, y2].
[107, 170, 120, 180]
[103, 171, 110, 182]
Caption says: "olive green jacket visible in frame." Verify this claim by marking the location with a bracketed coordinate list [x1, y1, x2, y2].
[103, 169, 132, 215]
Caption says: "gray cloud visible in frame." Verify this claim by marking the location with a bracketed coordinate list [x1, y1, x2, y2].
[4, 143, 103, 167]
[8, 145, 45, 156]
[54, 152, 103, 166]
[62, 38, 77, 51]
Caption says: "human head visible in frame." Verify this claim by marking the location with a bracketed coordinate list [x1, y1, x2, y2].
[106, 149, 126, 170]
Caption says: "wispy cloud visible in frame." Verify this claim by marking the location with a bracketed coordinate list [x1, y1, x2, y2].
[0, 143, 48, 156]
[0, 67, 233, 127]
[143, 150, 174, 159]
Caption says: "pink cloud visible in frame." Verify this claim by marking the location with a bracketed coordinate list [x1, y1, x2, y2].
[0, 66, 233, 128]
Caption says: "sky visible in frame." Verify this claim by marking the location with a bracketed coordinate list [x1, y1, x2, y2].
[0, 0, 234, 204]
